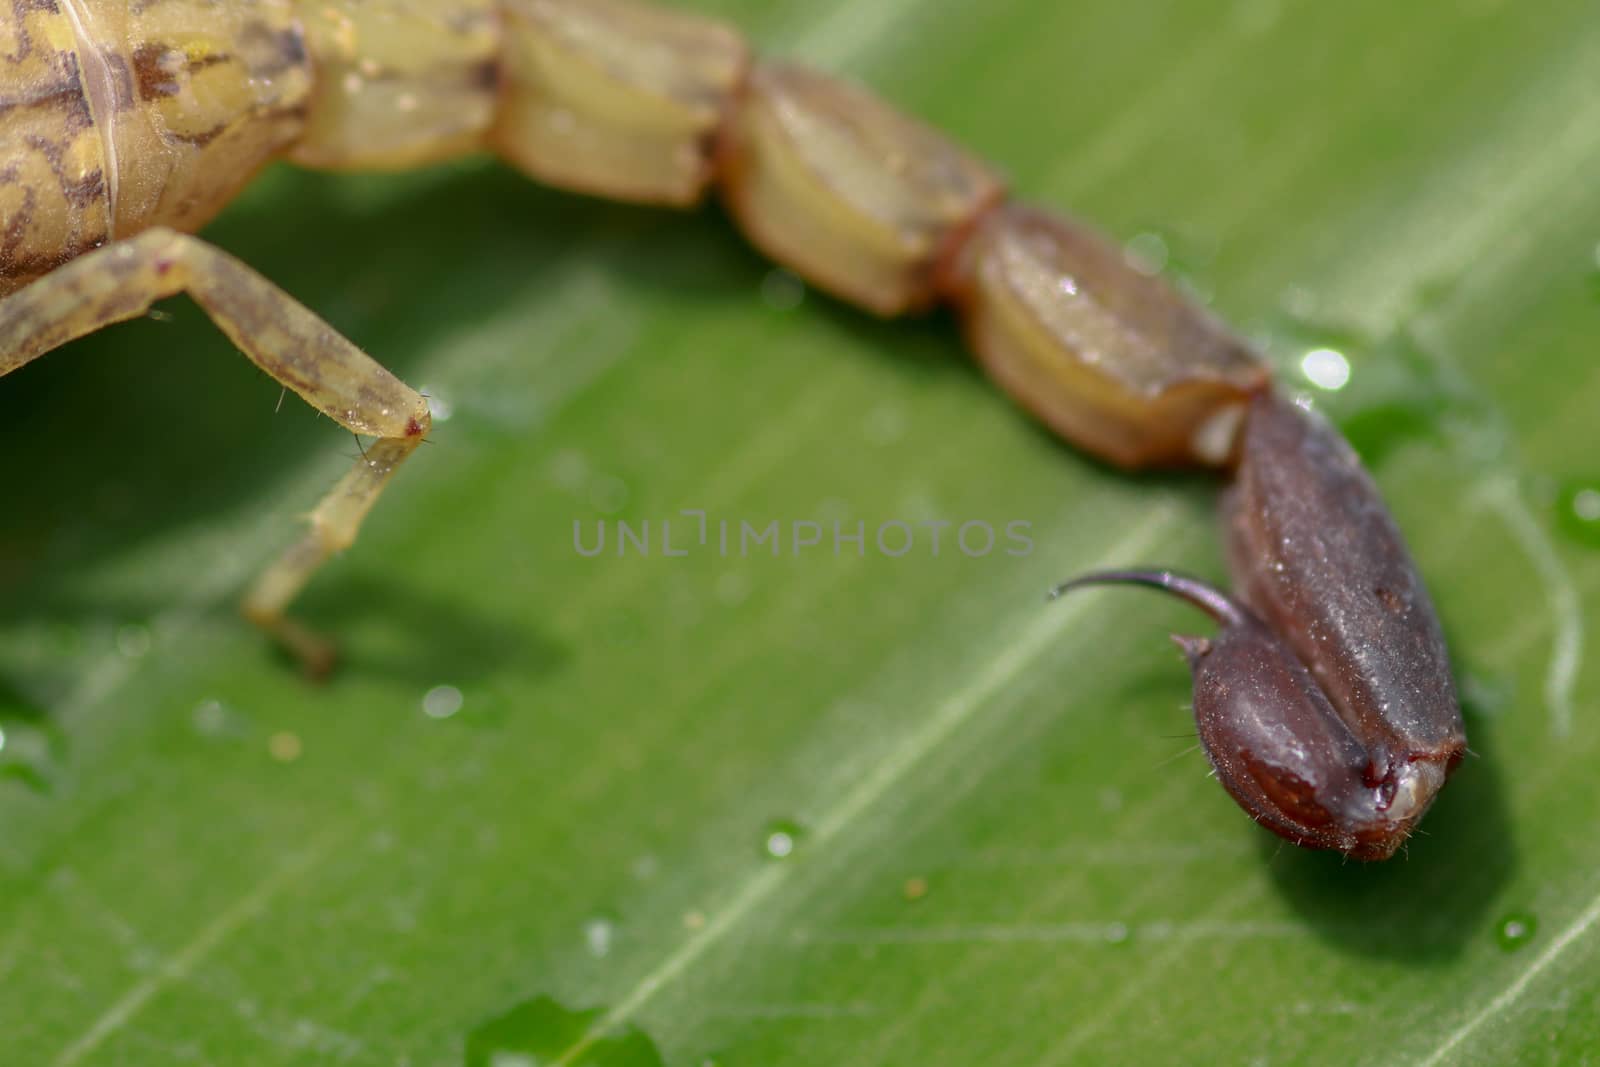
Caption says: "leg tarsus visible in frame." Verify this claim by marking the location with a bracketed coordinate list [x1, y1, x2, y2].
[239, 434, 426, 676]
[244, 600, 341, 681]
[0, 230, 432, 675]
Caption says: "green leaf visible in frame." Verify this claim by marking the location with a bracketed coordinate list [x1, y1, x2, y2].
[4, 1, 1600, 1063]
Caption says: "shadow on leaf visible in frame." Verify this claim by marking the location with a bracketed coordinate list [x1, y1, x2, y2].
[1262, 712, 1514, 963]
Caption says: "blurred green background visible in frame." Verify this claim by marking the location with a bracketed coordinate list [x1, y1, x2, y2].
[3, 0, 1599, 1063]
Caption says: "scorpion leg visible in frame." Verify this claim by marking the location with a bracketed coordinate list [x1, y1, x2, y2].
[0, 228, 431, 676]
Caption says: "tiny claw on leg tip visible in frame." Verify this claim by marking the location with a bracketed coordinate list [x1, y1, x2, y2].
[245, 609, 339, 681]
[278, 621, 339, 681]
[296, 639, 339, 682]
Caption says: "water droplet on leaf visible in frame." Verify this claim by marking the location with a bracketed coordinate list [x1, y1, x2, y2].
[584, 916, 615, 958]
[465, 995, 664, 1067]
[1299, 347, 1351, 391]
[762, 819, 805, 860]
[1556, 481, 1600, 549]
[1496, 912, 1537, 950]
[422, 685, 464, 720]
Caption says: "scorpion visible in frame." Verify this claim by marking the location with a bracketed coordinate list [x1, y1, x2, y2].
[0, 0, 1465, 860]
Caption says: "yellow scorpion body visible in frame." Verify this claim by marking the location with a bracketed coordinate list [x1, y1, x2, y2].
[0, 0, 1464, 858]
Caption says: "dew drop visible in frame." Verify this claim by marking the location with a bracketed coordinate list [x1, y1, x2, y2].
[1270, 313, 1464, 468]
[1496, 912, 1537, 951]
[465, 995, 664, 1067]
[421, 685, 464, 720]
[760, 268, 805, 311]
[1299, 347, 1351, 391]
[1556, 481, 1600, 549]
[1103, 921, 1131, 944]
[1574, 488, 1600, 522]
[762, 818, 805, 860]
[584, 916, 615, 958]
